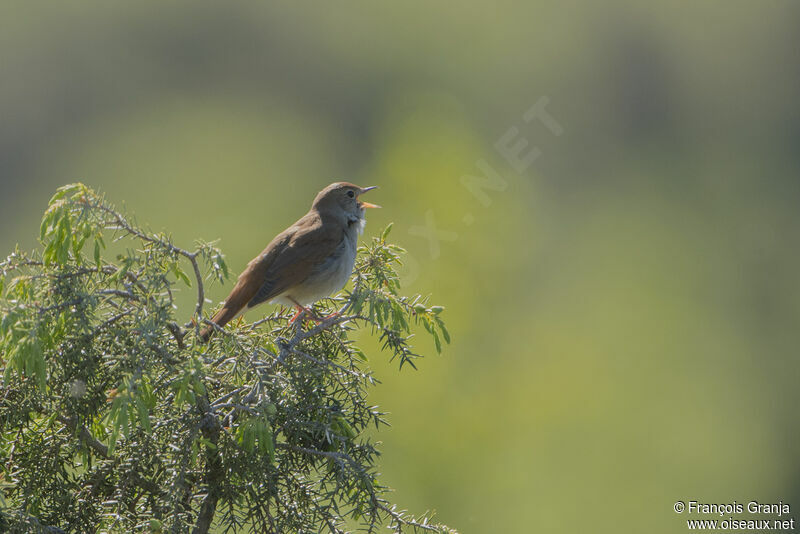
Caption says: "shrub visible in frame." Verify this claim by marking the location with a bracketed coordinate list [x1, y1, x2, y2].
[0, 184, 453, 534]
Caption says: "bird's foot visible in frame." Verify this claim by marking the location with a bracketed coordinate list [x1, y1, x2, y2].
[289, 305, 321, 325]
[320, 311, 341, 322]
[289, 307, 305, 324]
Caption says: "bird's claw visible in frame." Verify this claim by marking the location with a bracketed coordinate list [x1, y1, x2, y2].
[289, 305, 323, 325]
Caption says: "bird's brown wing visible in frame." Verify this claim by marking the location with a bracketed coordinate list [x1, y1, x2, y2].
[202, 213, 342, 340]
[217, 231, 292, 318]
[246, 215, 343, 308]
[199, 232, 290, 341]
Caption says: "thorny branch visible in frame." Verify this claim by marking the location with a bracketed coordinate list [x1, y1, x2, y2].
[93, 201, 206, 327]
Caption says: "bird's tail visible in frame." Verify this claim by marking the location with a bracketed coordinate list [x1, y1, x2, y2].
[199, 305, 240, 342]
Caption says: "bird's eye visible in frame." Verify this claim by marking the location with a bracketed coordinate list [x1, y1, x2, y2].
[347, 190, 355, 198]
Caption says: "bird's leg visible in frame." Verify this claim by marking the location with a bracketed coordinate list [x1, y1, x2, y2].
[288, 298, 321, 324]
[289, 305, 306, 325]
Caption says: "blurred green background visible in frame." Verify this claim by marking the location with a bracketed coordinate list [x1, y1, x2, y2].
[2, 2, 800, 532]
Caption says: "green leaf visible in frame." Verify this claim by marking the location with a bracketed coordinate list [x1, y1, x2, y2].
[172, 263, 192, 287]
[140, 380, 156, 410]
[263, 423, 275, 463]
[108, 425, 120, 456]
[3, 344, 20, 385]
[244, 424, 255, 452]
[55, 215, 72, 265]
[93, 239, 101, 267]
[438, 321, 451, 344]
[197, 437, 217, 450]
[432, 331, 442, 354]
[49, 183, 82, 203]
[39, 213, 50, 241]
[333, 416, 357, 440]
[119, 401, 130, 439]
[0, 311, 15, 337]
[107, 396, 128, 455]
[135, 397, 152, 433]
[5, 336, 46, 391]
[421, 318, 433, 334]
[73, 233, 87, 257]
[30, 338, 45, 391]
[191, 377, 206, 395]
[381, 223, 394, 241]
[113, 259, 130, 282]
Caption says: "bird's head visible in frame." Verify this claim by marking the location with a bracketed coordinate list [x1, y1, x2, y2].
[312, 182, 380, 229]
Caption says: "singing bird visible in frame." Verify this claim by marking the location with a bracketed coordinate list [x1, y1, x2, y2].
[199, 182, 379, 341]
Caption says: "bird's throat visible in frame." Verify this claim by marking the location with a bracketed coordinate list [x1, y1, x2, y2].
[347, 214, 367, 235]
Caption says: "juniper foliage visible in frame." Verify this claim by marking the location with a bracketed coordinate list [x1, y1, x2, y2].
[0, 184, 453, 534]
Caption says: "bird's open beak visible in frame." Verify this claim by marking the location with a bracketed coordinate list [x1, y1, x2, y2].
[358, 186, 380, 208]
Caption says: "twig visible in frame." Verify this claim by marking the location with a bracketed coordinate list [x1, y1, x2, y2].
[57, 415, 165, 497]
[191, 396, 223, 534]
[278, 444, 443, 533]
[94, 201, 206, 326]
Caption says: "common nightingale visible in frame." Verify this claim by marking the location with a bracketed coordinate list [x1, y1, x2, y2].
[199, 182, 379, 341]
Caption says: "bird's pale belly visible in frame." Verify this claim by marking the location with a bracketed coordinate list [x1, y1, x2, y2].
[272, 237, 357, 307]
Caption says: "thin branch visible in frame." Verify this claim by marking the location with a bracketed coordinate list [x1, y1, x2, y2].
[58, 415, 109, 457]
[57, 415, 165, 498]
[187, 251, 205, 322]
[191, 395, 223, 534]
[376, 503, 443, 534]
[278, 445, 444, 533]
[93, 200, 206, 324]
[288, 346, 365, 379]
[97, 288, 138, 300]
